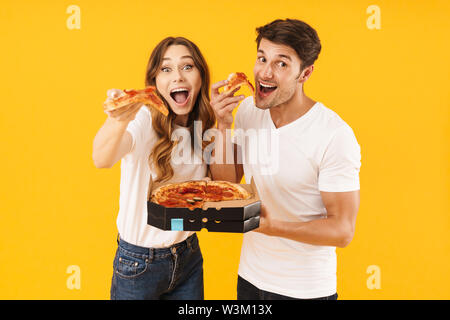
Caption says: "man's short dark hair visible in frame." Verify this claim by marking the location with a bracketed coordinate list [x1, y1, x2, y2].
[256, 19, 321, 71]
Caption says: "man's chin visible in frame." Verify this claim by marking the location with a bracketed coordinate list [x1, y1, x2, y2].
[254, 98, 273, 110]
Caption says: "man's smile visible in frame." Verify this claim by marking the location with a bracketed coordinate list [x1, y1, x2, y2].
[257, 80, 278, 98]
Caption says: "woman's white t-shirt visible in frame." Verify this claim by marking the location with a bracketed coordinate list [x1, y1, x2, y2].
[116, 106, 207, 248]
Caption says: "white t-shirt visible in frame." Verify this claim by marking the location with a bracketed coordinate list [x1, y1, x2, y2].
[234, 96, 361, 299]
[116, 106, 207, 248]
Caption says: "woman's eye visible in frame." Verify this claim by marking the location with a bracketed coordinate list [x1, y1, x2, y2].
[161, 67, 171, 72]
[183, 64, 193, 70]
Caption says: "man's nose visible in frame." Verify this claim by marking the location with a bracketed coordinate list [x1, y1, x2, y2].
[261, 64, 273, 79]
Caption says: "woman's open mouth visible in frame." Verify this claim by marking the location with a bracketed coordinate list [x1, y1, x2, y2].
[170, 87, 191, 107]
[258, 81, 277, 98]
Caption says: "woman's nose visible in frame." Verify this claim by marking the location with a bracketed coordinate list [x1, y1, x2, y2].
[172, 69, 185, 83]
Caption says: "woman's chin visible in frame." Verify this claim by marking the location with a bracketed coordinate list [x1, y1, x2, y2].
[171, 105, 192, 115]
[169, 99, 194, 116]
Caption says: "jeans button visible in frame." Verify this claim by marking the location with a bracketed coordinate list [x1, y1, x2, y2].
[171, 247, 177, 254]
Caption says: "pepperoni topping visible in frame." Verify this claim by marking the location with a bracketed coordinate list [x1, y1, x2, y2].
[222, 192, 233, 198]
[205, 186, 222, 195]
[178, 187, 203, 194]
[124, 89, 138, 97]
[159, 199, 185, 207]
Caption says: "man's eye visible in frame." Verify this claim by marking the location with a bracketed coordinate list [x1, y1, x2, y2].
[257, 57, 266, 63]
[278, 61, 287, 68]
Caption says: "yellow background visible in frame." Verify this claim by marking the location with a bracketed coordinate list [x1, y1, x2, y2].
[1, 0, 449, 299]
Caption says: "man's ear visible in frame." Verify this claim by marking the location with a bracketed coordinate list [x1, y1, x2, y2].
[298, 65, 314, 83]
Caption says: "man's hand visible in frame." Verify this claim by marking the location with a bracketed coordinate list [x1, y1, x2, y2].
[254, 204, 276, 236]
[210, 80, 245, 129]
[252, 191, 359, 248]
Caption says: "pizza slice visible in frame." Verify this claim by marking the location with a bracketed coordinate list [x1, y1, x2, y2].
[103, 86, 169, 116]
[223, 72, 255, 95]
[205, 180, 252, 202]
[151, 180, 207, 208]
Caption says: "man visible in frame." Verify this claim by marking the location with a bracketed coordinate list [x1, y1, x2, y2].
[209, 19, 361, 300]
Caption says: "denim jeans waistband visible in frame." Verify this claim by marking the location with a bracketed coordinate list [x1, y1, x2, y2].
[117, 233, 197, 259]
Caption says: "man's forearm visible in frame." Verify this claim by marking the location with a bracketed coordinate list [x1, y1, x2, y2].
[209, 127, 239, 183]
[266, 217, 354, 248]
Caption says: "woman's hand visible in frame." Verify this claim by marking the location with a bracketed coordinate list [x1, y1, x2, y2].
[104, 89, 144, 123]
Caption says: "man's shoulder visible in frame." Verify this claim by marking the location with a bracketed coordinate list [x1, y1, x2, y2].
[314, 102, 353, 134]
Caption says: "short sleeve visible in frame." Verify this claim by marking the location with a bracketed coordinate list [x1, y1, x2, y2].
[318, 125, 361, 192]
[125, 106, 152, 157]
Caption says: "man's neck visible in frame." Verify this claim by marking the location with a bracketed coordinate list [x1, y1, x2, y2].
[269, 89, 316, 129]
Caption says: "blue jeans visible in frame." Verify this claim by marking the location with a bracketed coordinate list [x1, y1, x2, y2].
[110, 233, 204, 300]
[237, 276, 338, 300]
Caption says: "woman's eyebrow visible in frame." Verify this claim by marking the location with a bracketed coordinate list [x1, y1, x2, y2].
[162, 55, 194, 61]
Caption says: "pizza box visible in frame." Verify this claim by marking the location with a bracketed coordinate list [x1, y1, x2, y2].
[146, 178, 261, 233]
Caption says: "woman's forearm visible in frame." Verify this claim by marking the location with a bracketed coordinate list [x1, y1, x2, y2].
[92, 118, 130, 168]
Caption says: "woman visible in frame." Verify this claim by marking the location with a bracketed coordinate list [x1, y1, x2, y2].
[92, 37, 216, 300]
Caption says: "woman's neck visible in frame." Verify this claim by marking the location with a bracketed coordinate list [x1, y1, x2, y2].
[174, 114, 189, 127]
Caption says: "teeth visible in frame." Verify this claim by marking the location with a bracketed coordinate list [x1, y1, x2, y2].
[259, 82, 276, 88]
[171, 88, 189, 93]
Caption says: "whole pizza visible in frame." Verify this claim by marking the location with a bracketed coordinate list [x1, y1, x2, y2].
[151, 180, 252, 209]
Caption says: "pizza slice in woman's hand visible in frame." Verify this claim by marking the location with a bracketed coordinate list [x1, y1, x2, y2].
[103, 86, 169, 116]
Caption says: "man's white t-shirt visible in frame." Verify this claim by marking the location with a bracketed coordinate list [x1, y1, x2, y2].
[116, 106, 207, 248]
[234, 96, 361, 299]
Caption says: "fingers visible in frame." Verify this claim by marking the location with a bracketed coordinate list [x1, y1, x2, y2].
[210, 79, 229, 98]
[210, 79, 242, 102]
[214, 96, 243, 120]
[217, 101, 241, 117]
[213, 94, 245, 112]
[226, 86, 241, 97]
[211, 85, 241, 105]
[106, 102, 143, 121]
[106, 88, 125, 101]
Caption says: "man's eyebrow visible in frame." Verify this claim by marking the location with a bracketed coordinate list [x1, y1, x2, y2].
[278, 54, 291, 61]
[162, 55, 194, 61]
[257, 50, 292, 61]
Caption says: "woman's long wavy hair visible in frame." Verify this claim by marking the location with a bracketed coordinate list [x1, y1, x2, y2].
[145, 37, 216, 183]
